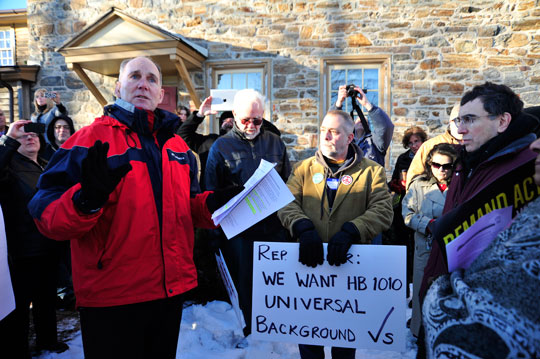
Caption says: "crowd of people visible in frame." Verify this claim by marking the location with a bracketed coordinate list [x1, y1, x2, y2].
[0, 55, 539, 359]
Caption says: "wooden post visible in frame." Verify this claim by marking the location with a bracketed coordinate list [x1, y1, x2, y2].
[70, 63, 108, 107]
[174, 57, 201, 108]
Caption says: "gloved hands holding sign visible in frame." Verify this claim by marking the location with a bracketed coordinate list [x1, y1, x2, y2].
[293, 219, 324, 268]
[327, 222, 359, 266]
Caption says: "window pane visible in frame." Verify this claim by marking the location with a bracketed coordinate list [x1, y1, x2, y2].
[366, 91, 378, 107]
[364, 69, 378, 90]
[0, 32, 4, 40]
[217, 73, 231, 89]
[232, 73, 245, 89]
[330, 69, 344, 90]
[247, 72, 262, 91]
[330, 91, 338, 108]
[0, 40, 4, 48]
[5, 39, 10, 48]
[347, 69, 363, 87]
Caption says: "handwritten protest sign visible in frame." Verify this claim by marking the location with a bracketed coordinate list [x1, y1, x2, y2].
[252, 242, 406, 351]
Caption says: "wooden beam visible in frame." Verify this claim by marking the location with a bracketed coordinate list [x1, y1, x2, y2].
[174, 56, 200, 108]
[70, 63, 108, 107]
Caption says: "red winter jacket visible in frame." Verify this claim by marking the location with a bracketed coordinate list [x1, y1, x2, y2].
[29, 100, 216, 307]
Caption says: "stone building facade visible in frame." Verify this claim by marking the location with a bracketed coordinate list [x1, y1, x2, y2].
[21, 0, 540, 170]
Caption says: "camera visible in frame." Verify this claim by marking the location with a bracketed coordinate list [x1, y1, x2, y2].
[346, 84, 368, 98]
[24, 122, 46, 134]
[44, 92, 57, 99]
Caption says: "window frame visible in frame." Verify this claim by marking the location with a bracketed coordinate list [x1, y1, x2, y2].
[319, 55, 391, 123]
[0, 27, 15, 66]
[205, 59, 272, 134]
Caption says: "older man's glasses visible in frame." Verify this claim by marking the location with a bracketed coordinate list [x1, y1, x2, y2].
[454, 114, 498, 126]
[240, 117, 263, 126]
[431, 162, 453, 171]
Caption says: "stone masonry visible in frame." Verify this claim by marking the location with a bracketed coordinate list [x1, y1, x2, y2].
[26, 0, 540, 170]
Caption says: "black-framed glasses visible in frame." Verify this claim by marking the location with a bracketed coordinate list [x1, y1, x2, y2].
[240, 117, 263, 126]
[54, 125, 70, 130]
[454, 114, 498, 126]
[431, 162, 453, 171]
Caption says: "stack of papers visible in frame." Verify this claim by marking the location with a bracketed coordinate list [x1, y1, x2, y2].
[212, 159, 294, 239]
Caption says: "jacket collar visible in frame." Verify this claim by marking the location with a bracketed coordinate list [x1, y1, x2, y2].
[104, 99, 179, 136]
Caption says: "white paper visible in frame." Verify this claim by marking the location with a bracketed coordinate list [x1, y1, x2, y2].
[212, 159, 276, 224]
[446, 206, 512, 272]
[252, 242, 406, 351]
[215, 250, 246, 329]
[212, 159, 294, 239]
[0, 205, 15, 321]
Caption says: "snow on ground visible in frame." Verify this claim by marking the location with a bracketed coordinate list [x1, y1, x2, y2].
[35, 300, 417, 359]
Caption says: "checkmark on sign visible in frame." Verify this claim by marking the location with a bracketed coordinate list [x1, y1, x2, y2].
[367, 306, 394, 343]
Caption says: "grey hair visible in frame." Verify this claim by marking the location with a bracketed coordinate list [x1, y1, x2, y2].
[325, 109, 354, 134]
[233, 89, 266, 112]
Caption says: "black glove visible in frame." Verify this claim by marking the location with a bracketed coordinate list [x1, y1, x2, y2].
[293, 219, 324, 268]
[206, 185, 244, 213]
[327, 222, 359, 266]
[206, 229, 227, 254]
[73, 140, 132, 214]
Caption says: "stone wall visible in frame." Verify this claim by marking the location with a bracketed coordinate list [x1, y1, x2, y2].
[26, 0, 540, 171]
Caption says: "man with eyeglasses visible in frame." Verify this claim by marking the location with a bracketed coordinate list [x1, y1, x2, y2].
[0, 120, 69, 356]
[205, 89, 291, 341]
[419, 82, 540, 309]
[42, 115, 75, 160]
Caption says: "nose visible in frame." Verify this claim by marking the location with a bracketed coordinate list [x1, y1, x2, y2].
[324, 130, 331, 141]
[457, 121, 468, 134]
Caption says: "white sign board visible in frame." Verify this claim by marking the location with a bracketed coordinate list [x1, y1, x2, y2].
[252, 242, 406, 352]
[215, 250, 245, 329]
[0, 205, 15, 321]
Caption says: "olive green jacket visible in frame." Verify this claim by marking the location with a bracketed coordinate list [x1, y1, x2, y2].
[278, 144, 392, 243]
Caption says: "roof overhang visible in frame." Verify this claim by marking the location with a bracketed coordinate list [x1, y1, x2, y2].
[0, 65, 40, 82]
[0, 9, 27, 25]
[57, 7, 207, 107]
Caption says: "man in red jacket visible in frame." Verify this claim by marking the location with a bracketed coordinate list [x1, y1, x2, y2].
[29, 57, 234, 359]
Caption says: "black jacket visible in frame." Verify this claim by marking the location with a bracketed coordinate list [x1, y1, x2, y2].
[0, 136, 54, 259]
[42, 115, 76, 160]
[205, 124, 291, 239]
[177, 111, 281, 190]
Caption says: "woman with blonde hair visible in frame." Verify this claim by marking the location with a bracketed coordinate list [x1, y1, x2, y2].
[31, 89, 68, 140]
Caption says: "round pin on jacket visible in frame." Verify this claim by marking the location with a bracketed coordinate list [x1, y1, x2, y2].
[341, 175, 353, 185]
[313, 173, 324, 184]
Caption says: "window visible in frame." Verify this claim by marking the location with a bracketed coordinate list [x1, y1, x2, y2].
[216, 68, 264, 92]
[0, 28, 15, 66]
[321, 56, 391, 122]
[206, 60, 271, 133]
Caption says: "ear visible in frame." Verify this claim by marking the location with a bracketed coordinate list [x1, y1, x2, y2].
[497, 112, 512, 133]
[347, 132, 355, 144]
[114, 81, 121, 98]
[158, 88, 165, 104]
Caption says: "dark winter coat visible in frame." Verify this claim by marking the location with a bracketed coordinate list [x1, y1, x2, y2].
[42, 115, 76, 161]
[0, 136, 53, 259]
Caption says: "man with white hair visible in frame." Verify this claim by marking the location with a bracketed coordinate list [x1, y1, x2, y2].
[205, 89, 291, 339]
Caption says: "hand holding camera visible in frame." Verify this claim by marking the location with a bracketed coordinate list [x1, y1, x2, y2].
[6, 120, 32, 141]
[335, 85, 371, 111]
